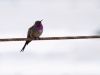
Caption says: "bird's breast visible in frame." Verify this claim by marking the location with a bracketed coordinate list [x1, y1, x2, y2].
[30, 29, 43, 38]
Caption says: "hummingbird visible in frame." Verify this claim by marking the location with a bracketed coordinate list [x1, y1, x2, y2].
[20, 20, 43, 52]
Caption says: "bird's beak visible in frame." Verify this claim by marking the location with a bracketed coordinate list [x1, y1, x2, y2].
[41, 19, 43, 22]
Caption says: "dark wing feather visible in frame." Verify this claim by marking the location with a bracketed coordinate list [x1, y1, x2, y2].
[20, 27, 33, 52]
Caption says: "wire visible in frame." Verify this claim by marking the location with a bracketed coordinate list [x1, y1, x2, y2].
[0, 35, 100, 42]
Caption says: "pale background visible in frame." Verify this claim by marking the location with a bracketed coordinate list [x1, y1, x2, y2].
[0, 0, 100, 75]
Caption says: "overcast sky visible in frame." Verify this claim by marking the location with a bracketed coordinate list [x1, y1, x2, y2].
[0, 0, 100, 75]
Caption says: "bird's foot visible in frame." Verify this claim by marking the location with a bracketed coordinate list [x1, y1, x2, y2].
[34, 37, 40, 40]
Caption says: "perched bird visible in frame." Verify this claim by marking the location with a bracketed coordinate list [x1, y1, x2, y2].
[20, 20, 43, 52]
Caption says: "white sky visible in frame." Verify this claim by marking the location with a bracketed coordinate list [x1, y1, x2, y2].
[0, 0, 100, 75]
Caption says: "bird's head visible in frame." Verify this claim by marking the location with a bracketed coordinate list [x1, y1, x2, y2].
[35, 20, 43, 25]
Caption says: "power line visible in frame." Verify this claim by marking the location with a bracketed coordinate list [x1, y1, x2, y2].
[0, 35, 100, 42]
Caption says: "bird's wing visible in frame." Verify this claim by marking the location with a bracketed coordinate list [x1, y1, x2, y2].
[27, 26, 33, 38]
[27, 26, 37, 38]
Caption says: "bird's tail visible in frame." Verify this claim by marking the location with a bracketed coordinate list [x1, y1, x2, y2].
[20, 41, 30, 52]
